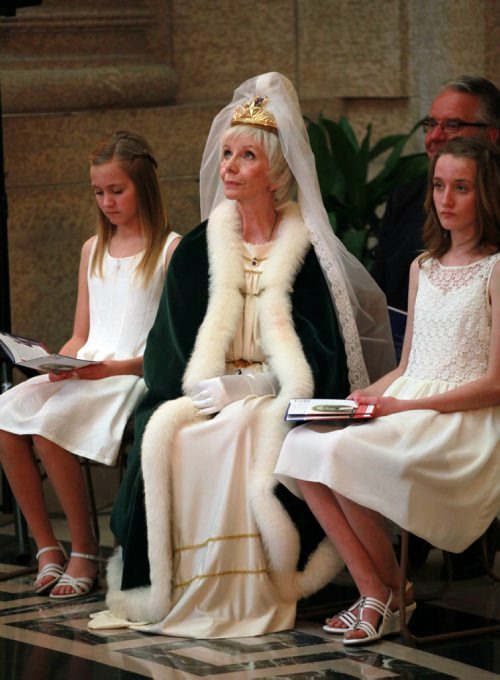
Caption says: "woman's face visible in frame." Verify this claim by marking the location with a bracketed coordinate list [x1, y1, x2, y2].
[90, 160, 139, 230]
[219, 133, 272, 205]
[433, 154, 478, 239]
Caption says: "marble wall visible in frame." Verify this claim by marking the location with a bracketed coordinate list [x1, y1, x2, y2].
[1, 0, 498, 365]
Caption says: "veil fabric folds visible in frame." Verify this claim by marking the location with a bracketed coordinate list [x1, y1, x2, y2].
[199, 72, 395, 389]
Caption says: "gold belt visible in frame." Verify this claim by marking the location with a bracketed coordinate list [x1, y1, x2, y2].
[230, 358, 261, 369]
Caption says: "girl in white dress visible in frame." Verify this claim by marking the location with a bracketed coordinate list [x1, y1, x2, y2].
[275, 137, 500, 645]
[0, 131, 180, 600]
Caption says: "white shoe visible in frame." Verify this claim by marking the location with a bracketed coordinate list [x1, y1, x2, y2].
[49, 551, 102, 600]
[34, 542, 67, 595]
[343, 591, 393, 646]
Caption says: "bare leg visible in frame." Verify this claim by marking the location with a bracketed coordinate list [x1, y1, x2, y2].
[0, 430, 65, 589]
[298, 479, 410, 640]
[334, 491, 401, 592]
[33, 435, 98, 596]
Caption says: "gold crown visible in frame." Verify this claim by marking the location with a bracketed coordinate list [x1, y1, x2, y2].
[230, 96, 278, 134]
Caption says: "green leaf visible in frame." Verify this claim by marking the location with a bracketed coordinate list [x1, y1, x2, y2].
[339, 116, 359, 151]
[307, 113, 429, 266]
[342, 227, 367, 261]
[367, 153, 428, 205]
[320, 119, 367, 211]
[368, 134, 406, 161]
[306, 120, 332, 201]
[327, 210, 338, 233]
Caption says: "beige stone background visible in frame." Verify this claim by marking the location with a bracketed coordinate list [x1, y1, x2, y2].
[0, 1, 498, 508]
[2, 0, 499, 354]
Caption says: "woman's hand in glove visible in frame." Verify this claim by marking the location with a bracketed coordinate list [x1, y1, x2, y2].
[189, 372, 279, 416]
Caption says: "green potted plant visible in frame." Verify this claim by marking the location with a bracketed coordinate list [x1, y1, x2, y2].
[307, 115, 428, 270]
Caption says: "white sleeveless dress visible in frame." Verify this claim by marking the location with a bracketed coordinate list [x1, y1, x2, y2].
[0, 231, 179, 465]
[275, 254, 500, 553]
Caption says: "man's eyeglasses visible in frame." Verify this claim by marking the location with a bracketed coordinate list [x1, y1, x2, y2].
[421, 118, 489, 134]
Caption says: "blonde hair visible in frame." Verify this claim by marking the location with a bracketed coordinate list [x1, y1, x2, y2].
[221, 125, 296, 207]
[89, 130, 171, 285]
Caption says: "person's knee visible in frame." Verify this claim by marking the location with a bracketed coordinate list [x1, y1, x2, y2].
[32, 434, 53, 457]
[0, 429, 30, 457]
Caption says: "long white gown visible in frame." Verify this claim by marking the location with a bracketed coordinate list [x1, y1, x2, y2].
[275, 253, 500, 553]
[0, 232, 179, 465]
[131, 240, 296, 638]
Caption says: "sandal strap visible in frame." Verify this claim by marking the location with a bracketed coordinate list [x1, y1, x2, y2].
[36, 542, 67, 560]
[36, 562, 65, 580]
[353, 619, 379, 638]
[70, 551, 104, 563]
[336, 609, 358, 628]
[326, 596, 362, 626]
[57, 573, 94, 592]
[351, 594, 393, 634]
[360, 595, 392, 618]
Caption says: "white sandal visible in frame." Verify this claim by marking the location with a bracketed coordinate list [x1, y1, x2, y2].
[386, 601, 417, 634]
[49, 551, 102, 600]
[343, 591, 393, 646]
[34, 542, 67, 595]
[386, 580, 417, 634]
[323, 597, 363, 634]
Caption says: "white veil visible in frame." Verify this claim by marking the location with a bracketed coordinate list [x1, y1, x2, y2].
[200, 72, 395, 389]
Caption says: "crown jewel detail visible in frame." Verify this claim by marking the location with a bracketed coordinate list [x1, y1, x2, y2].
[230, 96, 278, 133]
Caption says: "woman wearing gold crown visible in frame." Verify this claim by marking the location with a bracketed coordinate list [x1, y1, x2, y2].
[90, 72, 394, 638]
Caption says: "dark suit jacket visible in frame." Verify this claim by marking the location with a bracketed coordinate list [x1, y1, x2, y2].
[371, 176, 427, 311]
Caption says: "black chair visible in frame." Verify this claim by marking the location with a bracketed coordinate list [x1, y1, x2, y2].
[80, 416, 134, 545]
[398, 527, 500, 643]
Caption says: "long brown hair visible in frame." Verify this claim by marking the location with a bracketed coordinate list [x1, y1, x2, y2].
[421, 137, 500, 262]
[89, 130, 171, 284]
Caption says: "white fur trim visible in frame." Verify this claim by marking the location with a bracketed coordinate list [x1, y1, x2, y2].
[297, 538, 345, 598]
[105, 548, 155, 622]
[106, 397, 203, 622]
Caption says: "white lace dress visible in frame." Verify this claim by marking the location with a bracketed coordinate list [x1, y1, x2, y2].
[0, 232, 179, 465]
[275, 254, 500, 552]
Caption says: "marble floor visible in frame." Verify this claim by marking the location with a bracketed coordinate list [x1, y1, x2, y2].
[0, 512, 499, 680]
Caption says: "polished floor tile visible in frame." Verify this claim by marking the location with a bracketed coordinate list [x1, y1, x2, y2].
[0, 521, 499, 680]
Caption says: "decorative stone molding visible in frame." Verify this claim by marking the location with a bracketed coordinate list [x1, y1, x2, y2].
[0, 0, 177, 112]
[0, 64, 178, 113]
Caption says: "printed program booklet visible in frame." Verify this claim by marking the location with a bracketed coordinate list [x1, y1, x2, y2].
[0, 331, 100, 374]
[285, 398, 376, 422]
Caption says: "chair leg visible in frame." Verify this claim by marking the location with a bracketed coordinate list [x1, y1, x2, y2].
[80, 458, 100, 545]
[0, 501, 37, 582]
[13, 501, 31, 559]
[399, 529, 500, 643]
[482, 530, 500, 582]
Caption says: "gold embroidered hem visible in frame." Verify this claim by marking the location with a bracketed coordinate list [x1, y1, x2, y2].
[175, 532, 261, 553]
[174, 568, 269, 590]
[134, 398, 296, 638]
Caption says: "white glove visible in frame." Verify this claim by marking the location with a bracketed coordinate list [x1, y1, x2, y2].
[190, 372, 279, 416]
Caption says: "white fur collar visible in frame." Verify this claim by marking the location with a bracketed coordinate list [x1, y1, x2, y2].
[183, 200, 313, 398]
